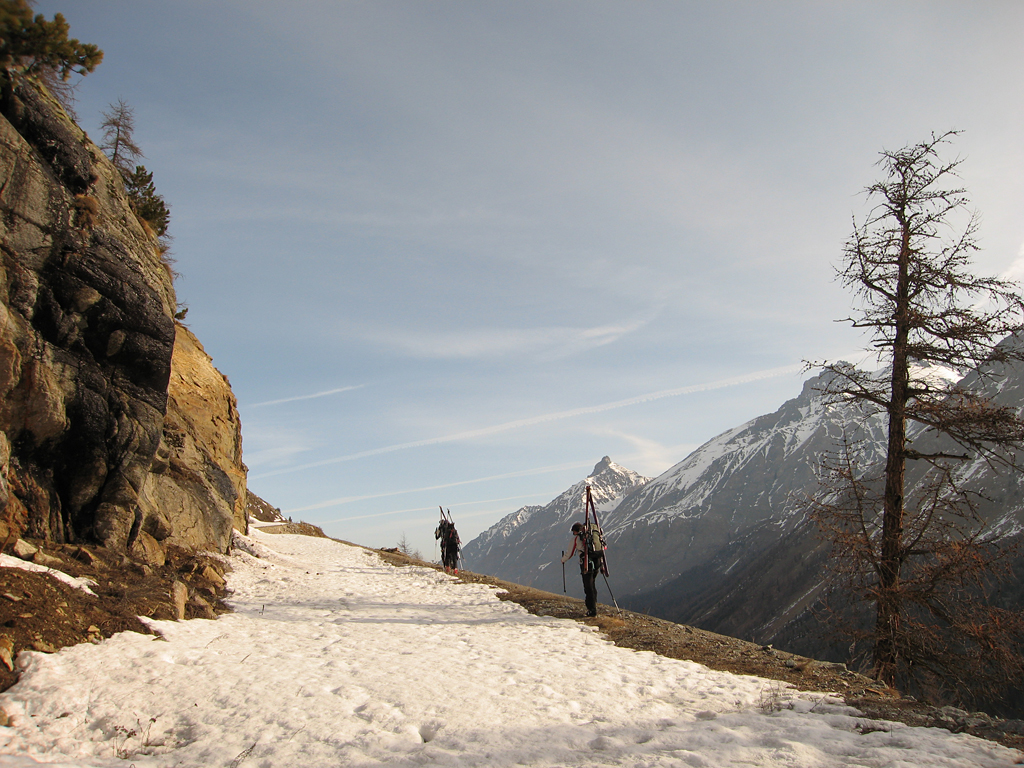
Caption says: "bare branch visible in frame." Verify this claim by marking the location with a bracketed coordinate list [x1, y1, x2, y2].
[808, 131, 1024, 707]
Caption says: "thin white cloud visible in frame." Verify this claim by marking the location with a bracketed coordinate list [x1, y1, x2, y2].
[286, 460, 593, 514]
[238, 424, 318, 469]
[313, 492, 560, 525]
[999, 240, 1024, 283]
[253, 363, 805, 479]
[247, 385, 364, 409]
[592, 428, 698, 479]
[342, 313, 658, 361]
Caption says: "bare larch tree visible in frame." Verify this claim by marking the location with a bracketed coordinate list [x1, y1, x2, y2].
[812, 131, 1024, 705]
[99, 98, 143, 177]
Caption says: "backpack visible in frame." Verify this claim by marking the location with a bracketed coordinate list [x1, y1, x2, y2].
[586, 525, 605, 557]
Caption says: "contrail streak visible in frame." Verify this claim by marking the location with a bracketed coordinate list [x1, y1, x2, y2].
[247, 385, 364, 408]
[286, 461, 593, 513]
[252, 363, 804, 479]
[311, 491, 561, 524]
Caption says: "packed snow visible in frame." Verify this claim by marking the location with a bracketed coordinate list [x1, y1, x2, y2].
[0, 530, 1019, 767]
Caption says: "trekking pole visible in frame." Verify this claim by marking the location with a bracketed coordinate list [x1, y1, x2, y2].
[601, 573, 622, 615]
[561, 552, 566, 593]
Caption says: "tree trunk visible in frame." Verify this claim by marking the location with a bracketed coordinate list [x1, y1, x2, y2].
[873, 215, 912, 686]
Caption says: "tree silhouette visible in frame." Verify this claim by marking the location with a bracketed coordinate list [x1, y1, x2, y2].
[812, 131, 1024, 707]
[100, 99, 143, 177]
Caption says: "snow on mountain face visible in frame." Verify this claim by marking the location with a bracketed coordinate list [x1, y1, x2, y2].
[903, 333, 1024, 535]
[467, 337, 1024, 659]
[630, 336, 1024, 656]
[465, 374, 891, 599]
[461, 457, 650, 591]
[598, 368, 890, 595]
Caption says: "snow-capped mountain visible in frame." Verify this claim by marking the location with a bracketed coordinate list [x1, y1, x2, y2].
[463, 372, 888, 604]
[467, 337, 1024, 660]
[594, 367, 890, 597]
[626, 341, 1024, 657]
[461, 456, 650, 595]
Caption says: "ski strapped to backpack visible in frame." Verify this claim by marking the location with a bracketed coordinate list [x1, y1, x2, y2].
[582, 485, 609, 576]
[583, 485, 620, 612]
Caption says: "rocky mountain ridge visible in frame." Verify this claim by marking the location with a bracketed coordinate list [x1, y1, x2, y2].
[461, 456, 650, 594]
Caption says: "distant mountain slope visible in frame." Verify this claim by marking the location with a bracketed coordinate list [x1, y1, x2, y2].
[461, 457, 650, 594]
[630, 340, 1024, 659]
[246, 490, 287, 523]
[600, 368, 889, 597]
[463, 373, 888, 603]
[466, 344, 1024, 663]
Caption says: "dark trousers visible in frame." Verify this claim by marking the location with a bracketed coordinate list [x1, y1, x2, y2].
[442, 545, 457, 570]
[580, 554, 602, 616]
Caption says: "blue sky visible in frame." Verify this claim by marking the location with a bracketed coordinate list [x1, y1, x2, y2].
[38, 1, 1024, 559]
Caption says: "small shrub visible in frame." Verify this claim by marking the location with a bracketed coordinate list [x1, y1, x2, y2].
[758, 681, 786, 714]
[73, 194, 98, 228]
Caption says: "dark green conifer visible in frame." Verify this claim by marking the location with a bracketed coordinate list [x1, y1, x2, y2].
[125, 165, 171, 239]
[0, 0, 102, 84]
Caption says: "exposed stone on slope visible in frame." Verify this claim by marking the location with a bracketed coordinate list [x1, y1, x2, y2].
[246, 489, 286, 523]
[138, 324, 247, 552]
[0, 539, 232, 694]
[0, 76, 245, 554]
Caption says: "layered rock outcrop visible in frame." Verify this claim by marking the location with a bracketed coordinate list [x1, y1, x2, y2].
[0, 76, 245, 555]
[137, 324, 247, 553]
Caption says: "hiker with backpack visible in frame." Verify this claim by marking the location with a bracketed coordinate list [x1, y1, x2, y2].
[561, 521, 604, 617]
[435, 509, 461, 574]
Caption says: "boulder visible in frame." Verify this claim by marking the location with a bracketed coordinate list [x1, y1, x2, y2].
[130, 530, 166, 567]
[31, 550, 62, 569]
[200, 563, 226, 589]
[171, 580, 188, 621]
[11, 538, 36, 559]
[0, 635, 13, 671]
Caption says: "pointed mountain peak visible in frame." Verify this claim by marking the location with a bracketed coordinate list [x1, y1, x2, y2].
[591, 456, 615, 475]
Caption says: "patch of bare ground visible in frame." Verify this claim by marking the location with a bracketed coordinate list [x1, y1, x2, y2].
[372, 546, 1024, 755]
[256, 522, 329, 538]
[0, 540, 231, 698]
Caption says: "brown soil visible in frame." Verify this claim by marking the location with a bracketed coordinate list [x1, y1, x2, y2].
[0, 540, 230, 695]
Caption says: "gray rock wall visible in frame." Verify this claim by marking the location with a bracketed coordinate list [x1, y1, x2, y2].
[0, 76, 245, 555]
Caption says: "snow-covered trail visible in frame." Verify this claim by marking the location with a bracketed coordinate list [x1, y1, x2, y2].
[0, 531, 1019, 767]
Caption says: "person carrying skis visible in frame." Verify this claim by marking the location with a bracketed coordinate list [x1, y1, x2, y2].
[561, 521, 603, 617]
[435, 513, 461, 574]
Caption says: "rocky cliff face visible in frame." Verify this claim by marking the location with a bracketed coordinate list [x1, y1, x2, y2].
[137, 324, 248, 554]
[0, 76, 245, 556]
